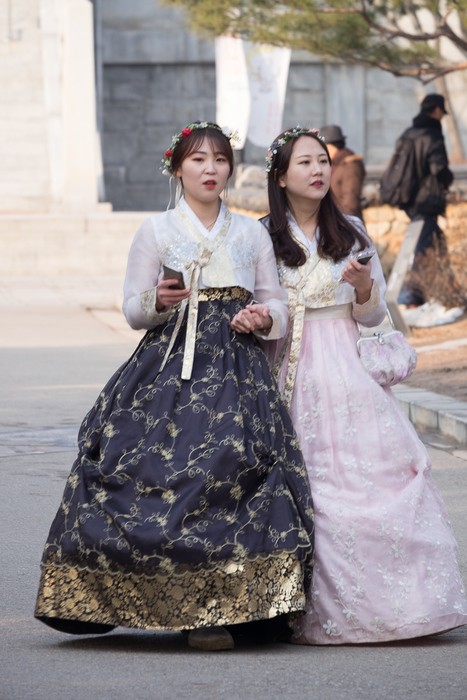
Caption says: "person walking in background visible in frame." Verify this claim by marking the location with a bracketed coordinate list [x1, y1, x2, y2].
[381, 93, 453, 307]
[262, 125, 467, 644]
[319, 124, 366, 220]
[34, 122, 315, 651]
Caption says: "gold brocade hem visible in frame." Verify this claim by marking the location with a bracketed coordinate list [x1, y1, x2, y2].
[35, 550, 307, 631]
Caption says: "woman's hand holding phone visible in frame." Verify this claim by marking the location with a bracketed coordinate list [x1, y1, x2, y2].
[156, 267, 191, 310]
[341, 251, 374, 304]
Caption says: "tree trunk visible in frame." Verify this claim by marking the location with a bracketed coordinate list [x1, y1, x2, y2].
[435, 77, 466, 164]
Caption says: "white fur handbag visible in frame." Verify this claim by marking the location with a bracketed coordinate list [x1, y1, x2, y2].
[357, 310, 417, 387]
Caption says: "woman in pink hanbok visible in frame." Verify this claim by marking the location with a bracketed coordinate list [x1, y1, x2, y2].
[263, 126, 467, 644]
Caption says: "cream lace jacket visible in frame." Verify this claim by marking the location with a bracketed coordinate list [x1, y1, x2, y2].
[122, 199, 289, 380]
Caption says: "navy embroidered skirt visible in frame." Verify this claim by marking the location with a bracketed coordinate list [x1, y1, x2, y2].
[35, 288, 314, 632]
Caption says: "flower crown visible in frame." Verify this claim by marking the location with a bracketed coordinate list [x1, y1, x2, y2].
[265, 127, 325, 173]
[161, 122, 238, 176]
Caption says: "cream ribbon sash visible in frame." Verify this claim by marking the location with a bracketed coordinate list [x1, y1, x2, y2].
[273, 221, 323, 408]
[276, 255, 320, 409]
[157, 207, 232, 381]
[277, 275, 353, 408]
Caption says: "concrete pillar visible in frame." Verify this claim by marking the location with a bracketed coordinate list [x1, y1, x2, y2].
[0, 0, 51, 211]
[324, 64, 366, 156]
[0, 0, 102, 212]
[61, 0, 100, 211]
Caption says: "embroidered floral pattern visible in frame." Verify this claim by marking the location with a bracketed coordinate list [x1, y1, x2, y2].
[35, 290, 315, 632]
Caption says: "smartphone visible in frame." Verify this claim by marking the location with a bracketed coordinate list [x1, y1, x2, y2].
[162, 265, 185, 290]
[339, 250, 375, 284]
[355, 250, 375, 266]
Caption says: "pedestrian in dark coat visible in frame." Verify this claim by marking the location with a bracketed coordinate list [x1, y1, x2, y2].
[401, 94, 453, 220]
[395, 94, 453, 306]
[320, 125, 366, 220]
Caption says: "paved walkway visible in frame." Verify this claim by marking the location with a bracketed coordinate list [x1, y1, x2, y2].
[1, 277, 466, 700]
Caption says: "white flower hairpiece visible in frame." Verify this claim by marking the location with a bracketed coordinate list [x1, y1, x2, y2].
[265, 126, 325, 173]
[161, 122, 239, 176]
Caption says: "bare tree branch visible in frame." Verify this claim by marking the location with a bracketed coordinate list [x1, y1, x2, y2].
[315, 3, 461, 46]
[337, 55, 467, 84]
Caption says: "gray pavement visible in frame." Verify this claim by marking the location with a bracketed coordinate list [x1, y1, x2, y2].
[1, 280, 467, 700]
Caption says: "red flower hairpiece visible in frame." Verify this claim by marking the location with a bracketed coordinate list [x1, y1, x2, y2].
[161, 122, 238, 176]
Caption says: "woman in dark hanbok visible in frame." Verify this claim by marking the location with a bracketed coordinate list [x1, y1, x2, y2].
[34, 122, 314, 651]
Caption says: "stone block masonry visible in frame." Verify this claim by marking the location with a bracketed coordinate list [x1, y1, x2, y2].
[100, 3, 467, 213]
[102, 64, 217, 211]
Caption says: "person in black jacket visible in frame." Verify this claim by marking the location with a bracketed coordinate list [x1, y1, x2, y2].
[397, 93, 453, 306]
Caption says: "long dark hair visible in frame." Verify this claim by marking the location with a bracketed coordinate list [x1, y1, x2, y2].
[171, 123, 235, 177]
[266, 130, 367, 266]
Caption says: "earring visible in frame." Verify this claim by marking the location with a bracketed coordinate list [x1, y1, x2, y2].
[223, 182, 230, 202]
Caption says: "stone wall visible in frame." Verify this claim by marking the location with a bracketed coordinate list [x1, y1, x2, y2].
[100, 46, 428, 211]
[2, 0, 466, 214]
[103, 64, 216, 211]
[100, 53, 424, 212]
[99, 0, 467, 212]
[100, 0, 217, 211]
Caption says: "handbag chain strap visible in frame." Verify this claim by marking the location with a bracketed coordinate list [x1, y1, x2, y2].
[385, 307, 396, 331]
[358, 306, 397, 344]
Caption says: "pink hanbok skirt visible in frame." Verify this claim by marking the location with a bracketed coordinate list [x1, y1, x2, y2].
[276, 315, 467, 644]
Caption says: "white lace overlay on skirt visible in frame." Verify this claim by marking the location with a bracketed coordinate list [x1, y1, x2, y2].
[279, 317, 467, 644]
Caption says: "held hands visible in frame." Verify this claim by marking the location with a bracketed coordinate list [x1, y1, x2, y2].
[156, 277, 191, 311]
[231, 303, 273, 334]
[341, 258, 373, 305]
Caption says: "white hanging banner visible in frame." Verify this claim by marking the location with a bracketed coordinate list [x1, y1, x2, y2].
[215, 36, 250, 149]
[244, 43, 291, 148]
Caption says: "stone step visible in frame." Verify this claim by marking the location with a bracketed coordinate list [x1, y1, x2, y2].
[393, 385, 467, 446]
[0, 212, 158, 275]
